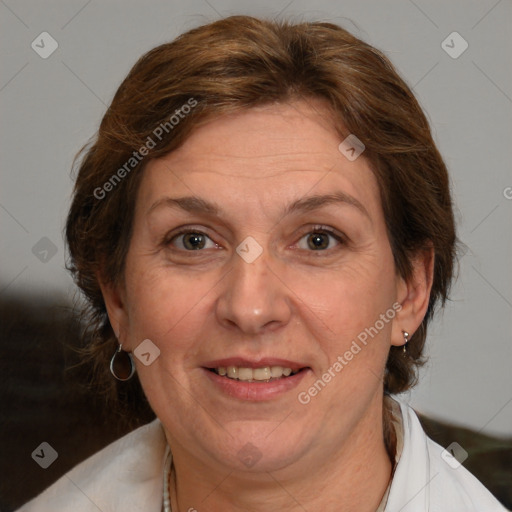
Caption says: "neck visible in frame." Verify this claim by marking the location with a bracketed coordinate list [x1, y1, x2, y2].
[168, 396, 392, 512]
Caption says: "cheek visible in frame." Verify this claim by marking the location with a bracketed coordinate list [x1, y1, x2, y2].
[293, 254, 396, 334]
[123, 257, 215, 353]
[301, 265, 397, 399]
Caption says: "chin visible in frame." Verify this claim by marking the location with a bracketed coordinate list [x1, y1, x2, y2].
[207, 424, 311, 472]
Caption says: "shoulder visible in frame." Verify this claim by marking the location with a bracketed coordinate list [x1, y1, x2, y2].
[16, 419, 167, 512]
[424, 431, 508, 511]
[385, 399, 508, 512]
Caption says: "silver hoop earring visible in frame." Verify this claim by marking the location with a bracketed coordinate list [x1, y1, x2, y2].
[110, 344, 136, 381]
[402, 331, 409, 355]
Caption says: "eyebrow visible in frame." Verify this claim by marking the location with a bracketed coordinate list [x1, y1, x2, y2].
[148, 191, 370, 219]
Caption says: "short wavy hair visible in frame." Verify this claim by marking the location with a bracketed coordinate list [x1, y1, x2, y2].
[66, 15, 457, 413]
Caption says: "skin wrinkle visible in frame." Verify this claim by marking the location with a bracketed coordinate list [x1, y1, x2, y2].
[145, 200, 371, 259]
[100, 100, 432, 512]
[147, 190, 370, 221]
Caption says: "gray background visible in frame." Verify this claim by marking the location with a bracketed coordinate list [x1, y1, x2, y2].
[1, 0, 511, 436]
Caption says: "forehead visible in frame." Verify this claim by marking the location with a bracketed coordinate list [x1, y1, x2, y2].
[139, 100, 381, 219]
[158, 100, 345, 172]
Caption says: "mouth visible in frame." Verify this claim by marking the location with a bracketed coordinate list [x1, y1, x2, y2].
[202, 358, 310, 401]
[206, 365, 304, 382]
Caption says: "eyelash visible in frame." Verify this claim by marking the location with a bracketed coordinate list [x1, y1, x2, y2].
[163, 225, 346, 253]
[295, 226, 346, 252]
[163, 228, 219, 251]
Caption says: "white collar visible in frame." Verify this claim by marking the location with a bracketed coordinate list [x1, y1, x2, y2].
[19, 400, 505, 511]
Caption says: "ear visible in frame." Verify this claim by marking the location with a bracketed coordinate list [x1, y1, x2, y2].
[391, 246, 435, 347]
[97, 271, 130, 348]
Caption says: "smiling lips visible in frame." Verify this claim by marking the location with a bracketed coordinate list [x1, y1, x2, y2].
[204, 358, 308, 385]
[212, 365, 300, 382]
[204, 364, 310, 401]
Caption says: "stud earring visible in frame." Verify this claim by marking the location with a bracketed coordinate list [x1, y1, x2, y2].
[402, 331, 409, 355]
[109, 344, 136, 381]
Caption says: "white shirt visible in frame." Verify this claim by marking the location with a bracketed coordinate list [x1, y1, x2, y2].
[383, 399, 508, 511]
[17, 399, 508, 511]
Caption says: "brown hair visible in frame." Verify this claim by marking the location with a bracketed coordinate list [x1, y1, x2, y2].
[66, 15, 457, 412]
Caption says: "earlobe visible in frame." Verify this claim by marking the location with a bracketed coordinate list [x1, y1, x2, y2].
[96, 271, 128, 344]
[391, 247, 435, 347]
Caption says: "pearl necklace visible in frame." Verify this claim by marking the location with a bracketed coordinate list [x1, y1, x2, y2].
[162, 445, 173, 512]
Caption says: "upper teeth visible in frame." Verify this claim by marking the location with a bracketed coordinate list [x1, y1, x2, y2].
[216, 366, 296, 381]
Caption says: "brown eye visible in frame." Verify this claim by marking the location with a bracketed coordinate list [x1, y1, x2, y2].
[168, 231, 217, 251]
[182, 233, 206, 250]
[307, 233, 330, 250]
[297, 228, 343, 251]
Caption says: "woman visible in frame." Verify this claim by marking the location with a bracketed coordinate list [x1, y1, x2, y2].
[18, 15, 506, 512]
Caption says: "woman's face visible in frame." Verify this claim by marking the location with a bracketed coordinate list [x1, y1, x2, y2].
[106, 100, 414, 473]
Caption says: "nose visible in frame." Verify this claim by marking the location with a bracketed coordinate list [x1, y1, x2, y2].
[215, 245, 292, 335]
